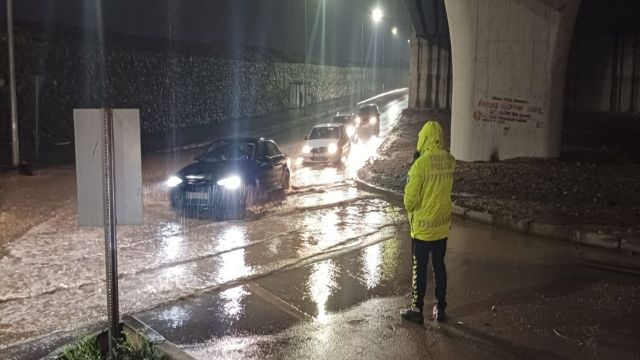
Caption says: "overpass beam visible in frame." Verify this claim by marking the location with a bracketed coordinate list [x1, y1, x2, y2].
[446, 0, 581, 161]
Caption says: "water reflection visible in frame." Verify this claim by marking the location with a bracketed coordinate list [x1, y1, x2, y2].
[346, 136, 382, 178]
[362, 243, 382, 289]
[220, 286, 249, 321]
[380, 238, 401, 282]
[308, 260, 337, 324]
[161, 222, 184, 261]
[157, 304, 191, 329]
[363, 208, 383, 226]
[216, 226, 250, 284]
[386, 103, 401, 120]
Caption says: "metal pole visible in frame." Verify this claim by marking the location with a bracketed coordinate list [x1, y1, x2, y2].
[360, 17, 364, 98]
[304, 0, 307, 114]
[34, 76, 41, 161]
[102, 108, 120, 358]
[382, 26, 385, 92]
[397, 35, 401, 88]
[6, 0, 19, 167]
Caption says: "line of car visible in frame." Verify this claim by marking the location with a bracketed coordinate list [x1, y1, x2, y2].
[165, 103, 381, 219]
[299, 103, 381, 166]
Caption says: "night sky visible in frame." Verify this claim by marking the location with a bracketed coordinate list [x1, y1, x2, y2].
[5, 0, 411, 65]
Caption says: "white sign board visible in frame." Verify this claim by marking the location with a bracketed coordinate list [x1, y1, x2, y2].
[73, 109, 143, 226]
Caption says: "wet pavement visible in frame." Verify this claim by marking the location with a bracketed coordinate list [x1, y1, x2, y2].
[139, 221, 640, 360]
[0, 90, 407, 357]
[2, 89, 640, 359]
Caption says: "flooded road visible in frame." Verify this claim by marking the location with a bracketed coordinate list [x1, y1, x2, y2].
[0, 91, 408, 354]
[2, 88, 640, 360]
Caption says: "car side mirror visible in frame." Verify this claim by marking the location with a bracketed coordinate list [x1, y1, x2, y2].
[304, 135, 309, 140]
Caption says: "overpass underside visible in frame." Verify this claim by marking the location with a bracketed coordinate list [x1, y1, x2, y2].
[407, 0, 581, 162]
[406, 0, 640, 162]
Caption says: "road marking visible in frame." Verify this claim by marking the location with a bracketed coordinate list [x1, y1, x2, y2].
[248, 281, 313, 322]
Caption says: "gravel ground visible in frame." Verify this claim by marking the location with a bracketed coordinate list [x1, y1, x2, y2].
[358, 110, 640, 235]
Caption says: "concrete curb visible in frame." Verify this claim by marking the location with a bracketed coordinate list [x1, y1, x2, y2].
[123, 315, 196, 360]
[354, 178, 640, 269]
[353, 178, 403, 207]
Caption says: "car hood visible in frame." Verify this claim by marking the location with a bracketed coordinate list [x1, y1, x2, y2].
[305, 139, 339, 148]
[178, 160, 256, 181]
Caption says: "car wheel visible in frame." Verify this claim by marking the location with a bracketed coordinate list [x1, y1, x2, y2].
[334, 150, 343, 166]
[282, 169, 290, 190]
[245, 182, 263, 206]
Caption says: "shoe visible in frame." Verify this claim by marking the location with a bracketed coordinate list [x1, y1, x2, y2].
[433, 305, 447, 322]
[401, 308, 424, 324]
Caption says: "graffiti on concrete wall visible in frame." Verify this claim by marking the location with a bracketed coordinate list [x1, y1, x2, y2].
[473, 96, 544, 129]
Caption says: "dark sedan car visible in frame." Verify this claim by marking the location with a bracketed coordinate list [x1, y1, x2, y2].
[167, 137, 290, 219]
[355, 103, 380, 136]
[332, 112, 359, 142]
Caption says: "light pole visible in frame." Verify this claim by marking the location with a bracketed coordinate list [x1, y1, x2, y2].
[6, 0, 19, 167]
[304, 0, 307, 114]
[381, 26, 385, 91]
[361, 8, 383, 98]
[360, 18, 364, 98]
[372, 8, 383, 92]
[391, 26, 400, 88]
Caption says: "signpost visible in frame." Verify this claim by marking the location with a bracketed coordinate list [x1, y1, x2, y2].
[73, 108, 142, 358]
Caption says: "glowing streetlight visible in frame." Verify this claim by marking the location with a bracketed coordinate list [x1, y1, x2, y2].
[391, 27, 398, 35]
[372, 8, 383, 23]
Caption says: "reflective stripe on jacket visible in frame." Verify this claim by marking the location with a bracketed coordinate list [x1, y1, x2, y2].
[404, 121, 455, 241]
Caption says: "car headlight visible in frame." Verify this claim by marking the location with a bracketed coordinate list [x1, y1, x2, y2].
[166, 176, 183, 187]
[346, 125, 355, 137]
[369, 116, 377, 124]
[217, 175, 242, 190]
[302, 145, 311, 154]
[355, 116, 361, 124]
[328, 143, 338, 154]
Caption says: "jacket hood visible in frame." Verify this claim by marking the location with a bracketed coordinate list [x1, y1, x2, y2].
[416, 121, 444, 155]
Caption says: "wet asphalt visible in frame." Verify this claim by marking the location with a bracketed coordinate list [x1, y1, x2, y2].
[2, 90, 640, 359]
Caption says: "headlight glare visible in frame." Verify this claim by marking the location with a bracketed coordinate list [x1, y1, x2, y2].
[166, 176, 183, 187]
[346, 125, 355, 137]
[328, 143, 338, 154]
[302, 145, 311, 154]
[369, 116, 377, 124]
[355, 116, 361, 124]
[217, 175, 242, 190]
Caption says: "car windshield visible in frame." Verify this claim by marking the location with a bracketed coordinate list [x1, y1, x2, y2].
[358, 106, 376, 115]
[309, 127, 340, 140]
[199, 141, 255, 162]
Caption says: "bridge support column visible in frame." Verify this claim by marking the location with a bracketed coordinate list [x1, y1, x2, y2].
[445, 0, 580, 161]
[409, 34, 452, 110]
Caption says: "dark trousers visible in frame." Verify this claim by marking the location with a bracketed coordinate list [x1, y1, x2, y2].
[411, 238, 447, 312]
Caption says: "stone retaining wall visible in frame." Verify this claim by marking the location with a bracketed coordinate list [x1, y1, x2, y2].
[0, 24, 407, 162]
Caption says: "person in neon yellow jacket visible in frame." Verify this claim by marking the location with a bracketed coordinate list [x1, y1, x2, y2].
[401, 120, 455, 324]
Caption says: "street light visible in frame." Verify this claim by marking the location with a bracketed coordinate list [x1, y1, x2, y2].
[391, 27, 398, 35]
[372, 8, 383, 23]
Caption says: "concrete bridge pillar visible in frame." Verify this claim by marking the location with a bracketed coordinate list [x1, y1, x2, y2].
[409, 34, 452, 110]
[445, 0, 581, 161]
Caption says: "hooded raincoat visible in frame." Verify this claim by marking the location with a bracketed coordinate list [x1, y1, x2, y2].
[404, 121, 456, 241]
